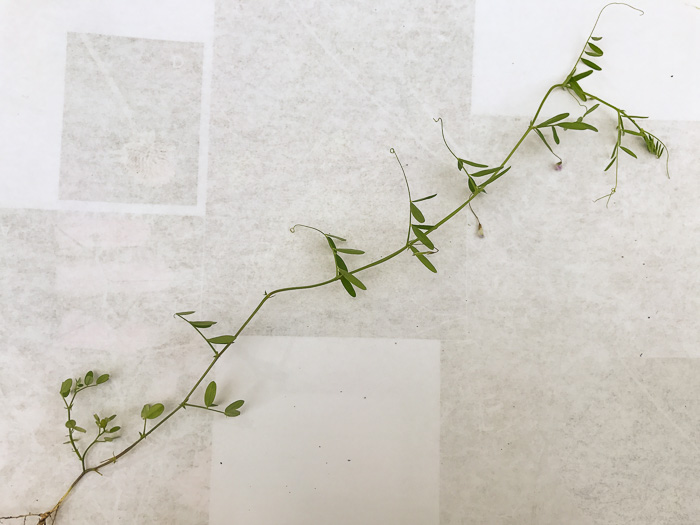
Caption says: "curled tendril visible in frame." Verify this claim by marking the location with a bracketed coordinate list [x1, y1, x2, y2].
[433, 117, 460, 160]
[390, 148, 414, 246]
[289, 223, 326, 236]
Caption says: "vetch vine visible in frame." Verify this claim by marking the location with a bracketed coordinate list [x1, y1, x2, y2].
[1, 3, 672, 523]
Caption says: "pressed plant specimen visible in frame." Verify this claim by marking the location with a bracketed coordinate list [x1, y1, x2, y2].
[0, 3, 671, 524]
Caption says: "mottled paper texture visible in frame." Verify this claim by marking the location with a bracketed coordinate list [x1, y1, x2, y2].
[1, 0, 699, 524]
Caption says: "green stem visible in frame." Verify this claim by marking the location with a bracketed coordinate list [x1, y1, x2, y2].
[62, 395, 81, 464]
[80, 429, 104, 472]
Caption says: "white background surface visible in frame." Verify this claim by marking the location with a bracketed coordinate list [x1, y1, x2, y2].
[0, 1, 699, 524]
[209, 337, 439, 525]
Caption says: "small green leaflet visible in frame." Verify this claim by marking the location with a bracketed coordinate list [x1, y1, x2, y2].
[225, 400, 244, 417]
[457, 159, 463, 171]
[334, 254, 348, 273]
[470, 166, 501, 178]
[410, 202, 425, 223]
[412, 225, 435, 250]
[339, 269, 366, 290]
[580, 58, 601, 71]
[65, 419, 76, 429]
[409, 245, 437, 273]
[85, 371, 94, 386]
[96, 374, 110, 385]
[537, 113, 569, 127]
[326, 234, 347, 241]
[568, 79, 586, 101]
[458, 158, 488, 168]
[534, 128, 555, 156]
[583, 103, 600, 117]
[208, 335, 236, 345]
[586, 42, 603, 56]
[620, 146, 637, 158]
[624, 129, 642, 136]
[551, 126, 560, 145]
[60, 379, 72, 398]
[571, 70, 593, 83]
[141, 403, 165, 420]
[412, 194, 437, 203]
[326, 236, 337, 251]
[190, 321, 217, 328]
[340, 276, 356, 297]
[467, 176, 477, 194]
[557, 122, 598, 132]
[176, 311, 195, 316]
[204, 381, 217, 408]
[336, 248, 365, 255]
[591, 36, 603, 41]
[604, 157, 616, 171]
